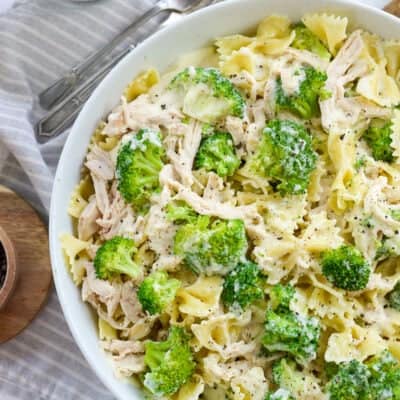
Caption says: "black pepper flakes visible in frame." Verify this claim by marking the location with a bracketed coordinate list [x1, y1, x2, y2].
[0, 242, 6, 289]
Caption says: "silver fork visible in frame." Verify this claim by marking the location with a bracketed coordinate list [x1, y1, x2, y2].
[39, 0, 206, 109]
[35, 0, 216, 142]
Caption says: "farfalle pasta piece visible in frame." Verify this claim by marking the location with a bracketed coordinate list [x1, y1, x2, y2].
[175, 374, 205, 400]
[230, 367, 268, 400]
[256, 15, 291, 39]
[68, 175, 94, 218]
[391, 109, 400, 162]
[177, 276, 223, 318]
[301, 211, 343, 253]
[360, 32, 385, 68]
[60, 233, 91, 284]
[215, 34, 254, 60]
[124, 68, 159, 102]
[357, 61, 400, 107]
[325, 327, 386, 363]
[302, 13, 348, 54]
[384, 40, 400, 79]
[250, 31, 295, 56]
[191, 312, 255, 360]
[220, 47, 256, 76]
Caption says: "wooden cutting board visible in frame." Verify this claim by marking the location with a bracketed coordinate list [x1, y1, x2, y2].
[386, 0, 400, 16]
[0, 185, 52, 343]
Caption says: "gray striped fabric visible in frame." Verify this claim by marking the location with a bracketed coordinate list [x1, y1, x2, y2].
[0, 0, 386, 398]
[0, 1, 160, 398]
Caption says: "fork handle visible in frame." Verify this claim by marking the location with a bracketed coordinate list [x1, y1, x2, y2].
[38, 0, 169, 109]
[35, 43, 133, 142]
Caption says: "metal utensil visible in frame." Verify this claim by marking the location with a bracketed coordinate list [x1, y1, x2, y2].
[39, 0, 205, 109]
[35, 0, 217, 142]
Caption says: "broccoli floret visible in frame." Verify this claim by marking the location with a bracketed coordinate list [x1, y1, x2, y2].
[291, 23, 331, 61]
[174, 216, 248, 275]
[170, 67, 245, 123]
[194, 131, 240, 177]
[363, 119, 395, 163]
[138, 271, 181, 315]
[265, 389, 294, 400]
[275, 66, 327, 119]
[271, 358, 321, 399]
[263, 284, 320, 364]
[326, 352, 400, 400]
[144, 326, 195, 396]
[367, 350, 400, 399]
[387, 281, 400, 311]
[222, 260, 264, 310]
[166, 201, 198, 225]
[94, 236, 140, 280]
[116, 129, 165, 213]
[269, 284, 295, 312]
[248, 119, 317, 195]
[321, 245, 371, 291]
[326, 360, 370, 400]
[263, 309, 320, 364]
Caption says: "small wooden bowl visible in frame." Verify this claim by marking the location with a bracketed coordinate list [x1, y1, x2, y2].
[0, 225, 18, 310]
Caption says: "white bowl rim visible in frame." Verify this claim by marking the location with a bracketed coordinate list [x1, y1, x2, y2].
[49, 0, 400, 398]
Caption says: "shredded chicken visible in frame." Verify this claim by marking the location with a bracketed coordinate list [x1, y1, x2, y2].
[120, 281, 144, 322]
[320, 31, 391, 133]
[78, 196, 100, 241]
[82, 263, 121, 318]
[85, 145, 115, 181]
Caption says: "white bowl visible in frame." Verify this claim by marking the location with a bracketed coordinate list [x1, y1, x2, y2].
[49, 0, 400, 398]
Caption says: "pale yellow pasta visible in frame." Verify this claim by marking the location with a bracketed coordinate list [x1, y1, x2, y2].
[215, 35, 254, 59]
[256, 15, 291, 39]
[174, 375, 205, 400]
[176, 276, 223, 318]
[66, 10, 400, 399]
[357, 61, 400, 107]
[124, 68, 160, 102]
[303, 13, 348, 54]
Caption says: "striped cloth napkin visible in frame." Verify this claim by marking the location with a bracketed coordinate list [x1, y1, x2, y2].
[0, 1, 160, 399]
[0, 0, 389, 399]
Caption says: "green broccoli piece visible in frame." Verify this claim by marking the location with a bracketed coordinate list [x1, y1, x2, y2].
[170, 67, 245, 123]
[391, 209, 400, 221]
[263, 284, 320, 364]
[174, 216, 248, 275]
[321, 245, 371, 291]
[265, 389, 294, 400]
[326, 360, 371, 400]
[194, 131, 240, 177]
[116, 129, 165, 213]
[271, 358, 321, 400]
[387, 281, 400, 311]
[367, 350, 400, 399]
[269, 284, 295, 312]
[222, 260, 264, 310]
[138, 271, 181, 315]
[291, 23, 331, 61]
[166, 201, 198, 225]
[144, 326, 195, 396]
[275, 66, 327, 119]
[263, 309, 320, 364]
[248, 119, 317, 195]
[94, 236, 140, 280]
[326, 351, 400, 400]
[363, 119, 395, 163]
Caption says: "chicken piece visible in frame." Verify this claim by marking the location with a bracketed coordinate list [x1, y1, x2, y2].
[85, 145, 114, 181]
[78, 196, 100, 241]
[91, 173, 110, 216]
[120, 281, 144, 323]
[320, 31, 391, 133]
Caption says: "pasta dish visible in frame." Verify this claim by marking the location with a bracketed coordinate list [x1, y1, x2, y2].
[62, 12, 400, 400]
